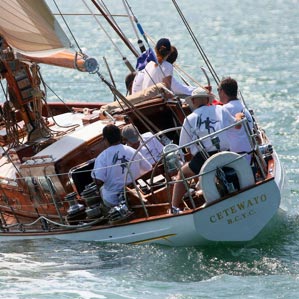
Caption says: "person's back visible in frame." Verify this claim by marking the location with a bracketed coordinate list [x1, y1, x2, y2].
[131, 69, 145, 94]
[139, 131, 164, 165]
[218, 77, 253, 161]
[122, 124, 163, 165]
[180, 104, 232, 155]
[172, 89, 233, 212]
[142, 38, 173, 90]
[224, 100, 253, 154]
[93, 143, 151, 204]
[171, 88, 243, 212]
[92, 124, 152, 207]
[142, 60, 173, 90]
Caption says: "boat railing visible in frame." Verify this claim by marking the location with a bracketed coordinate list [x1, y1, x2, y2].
[124, 118, 273, 215]
[0, 117, 274, 225]
[0, 214, 105, 233]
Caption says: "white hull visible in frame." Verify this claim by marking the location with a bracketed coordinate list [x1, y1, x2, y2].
[0, 177, 281, 246]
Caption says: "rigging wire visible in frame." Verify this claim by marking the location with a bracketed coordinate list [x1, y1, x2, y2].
[123, 0, 151, 51]
[98, 0, 130, 43]
[52, 0, 83, 54]
[146, 34, 204, 89]
[122, 0, 146, 53]
[41, 82, 72, 114]
[81, 0, 135, 73]
[102, 56, 117, 101]
[92, 0, 139, 58]
[171, 0, 220, 85]
[122, 0, 139, 41]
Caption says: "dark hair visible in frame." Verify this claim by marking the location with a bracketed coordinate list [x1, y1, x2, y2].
[103, 124, 121, 145]
[166, 46, 178, 64]
[219, 77, 238, 98]
[125, 72, 136, 94]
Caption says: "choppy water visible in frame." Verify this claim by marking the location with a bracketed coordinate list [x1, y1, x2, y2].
[0, 0, 298, 298]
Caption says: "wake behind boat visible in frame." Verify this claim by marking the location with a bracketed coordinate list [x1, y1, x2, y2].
[0, 0, 284, 246]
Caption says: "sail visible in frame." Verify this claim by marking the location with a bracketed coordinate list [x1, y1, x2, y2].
[0, 0, 70, 56]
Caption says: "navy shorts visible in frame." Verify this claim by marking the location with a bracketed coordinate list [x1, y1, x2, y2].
[189, 150, 218, 174]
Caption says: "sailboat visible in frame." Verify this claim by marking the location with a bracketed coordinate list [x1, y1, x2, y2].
[0, 0, 284, 246]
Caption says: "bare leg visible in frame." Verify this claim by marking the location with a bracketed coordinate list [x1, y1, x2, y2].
[172, 163, 195, 209]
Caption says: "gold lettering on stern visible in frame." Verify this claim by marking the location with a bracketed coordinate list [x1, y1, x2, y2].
[209, 194, 267, 224]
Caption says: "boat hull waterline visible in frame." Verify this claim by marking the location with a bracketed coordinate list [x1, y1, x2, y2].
[0, 178, 280, 246]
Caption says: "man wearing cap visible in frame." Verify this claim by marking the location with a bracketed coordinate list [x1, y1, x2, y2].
[171, 88, 244, 213]
[122, 124, 164, 165]
[141, 38, 173, 91]
[91, 124, 152, 208]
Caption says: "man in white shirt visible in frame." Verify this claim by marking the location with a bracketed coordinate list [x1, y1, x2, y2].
[217, 77, 253, 163]
[171, 88, 244, 213]
[122, 124, 164, 165]
[91, 124, 152, 207]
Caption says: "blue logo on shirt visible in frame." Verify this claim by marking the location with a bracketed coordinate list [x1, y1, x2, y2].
[112, 151, 129, 174]
[197, 114, 219, 134]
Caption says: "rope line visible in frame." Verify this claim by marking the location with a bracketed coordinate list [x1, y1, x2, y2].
[172, 0, 220, 85]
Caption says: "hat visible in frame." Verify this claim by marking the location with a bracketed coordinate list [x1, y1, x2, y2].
[156, 38, 171, 52]
[186, 88, 214, 109]
[121, 124, 140, 143]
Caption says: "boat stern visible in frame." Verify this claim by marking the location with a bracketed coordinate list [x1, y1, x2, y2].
[193, 179, 281, 242]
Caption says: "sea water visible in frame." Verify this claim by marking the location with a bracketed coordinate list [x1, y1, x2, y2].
[0, 0, 298, 298]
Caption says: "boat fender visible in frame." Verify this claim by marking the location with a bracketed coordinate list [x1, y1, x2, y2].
[199, 151, 255, 203]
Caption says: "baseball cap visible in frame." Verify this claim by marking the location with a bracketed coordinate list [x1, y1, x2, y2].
[156, 38, 171, 52]
[121, 124, 140, 143]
